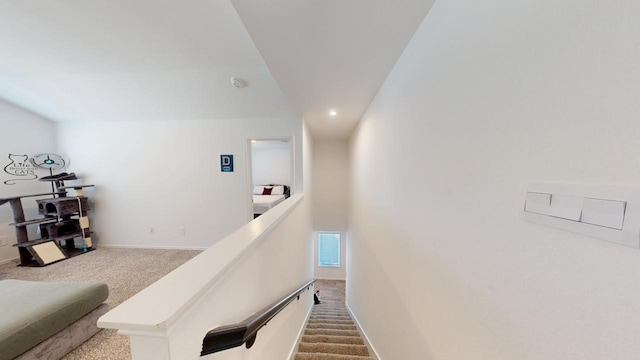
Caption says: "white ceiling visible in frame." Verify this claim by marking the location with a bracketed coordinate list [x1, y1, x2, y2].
[0, 0, 434, 139]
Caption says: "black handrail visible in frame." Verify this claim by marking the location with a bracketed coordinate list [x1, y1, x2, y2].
[201, 278, 316, 356]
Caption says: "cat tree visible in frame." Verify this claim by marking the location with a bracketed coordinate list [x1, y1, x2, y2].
[0, 172, 95, 266]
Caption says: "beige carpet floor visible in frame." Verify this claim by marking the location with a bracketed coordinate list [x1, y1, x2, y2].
[295, 280, 374, 360]
[0, 247, 201, 360]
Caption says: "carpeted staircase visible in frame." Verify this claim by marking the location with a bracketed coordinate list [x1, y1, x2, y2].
[294, 282, 374, 360]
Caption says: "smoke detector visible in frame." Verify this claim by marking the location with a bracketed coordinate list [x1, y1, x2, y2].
[230, 77, 246, 89]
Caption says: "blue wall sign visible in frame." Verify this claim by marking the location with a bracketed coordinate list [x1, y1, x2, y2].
[220, 155, 234, 172]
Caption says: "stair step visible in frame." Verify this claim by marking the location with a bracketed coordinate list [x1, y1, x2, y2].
[310, 317, 353, 323]
[311, 310, 350, 315]
[294, 353, 373, 360]
[304, 329, 361, 337]
[308, 319, 355, 326]
[306, 323, 357, 331]
[311, 314, 351, 318]
[298, 342, 370, 357]
[296, 283, 372, 360]
[311, 312, 352, 316]
[301, 335, 364, 345]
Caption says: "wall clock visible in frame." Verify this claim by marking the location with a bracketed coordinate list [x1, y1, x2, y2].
[31, 153, 67, 172]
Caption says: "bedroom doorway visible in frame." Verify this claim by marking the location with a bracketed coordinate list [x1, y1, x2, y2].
[246, 138, 293, 221]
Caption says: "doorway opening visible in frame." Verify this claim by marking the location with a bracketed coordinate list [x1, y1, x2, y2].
[246, 138, 293, 221]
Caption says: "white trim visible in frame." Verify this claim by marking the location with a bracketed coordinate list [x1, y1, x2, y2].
[0, 257, 19, 266]
[287, 288, 315, 360]
[96, 244, 208, 251]
[346, 302, 381, 360]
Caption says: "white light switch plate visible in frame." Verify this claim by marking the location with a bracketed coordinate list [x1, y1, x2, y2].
[582, 198, 626, 230]
[521, 182, 640, 248]
[524, 192, 551, 215]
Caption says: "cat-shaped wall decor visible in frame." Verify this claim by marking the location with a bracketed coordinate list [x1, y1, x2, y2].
[3, 153, 38, 185]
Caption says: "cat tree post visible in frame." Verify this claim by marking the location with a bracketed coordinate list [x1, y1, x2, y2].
[8, 198, 30, 265]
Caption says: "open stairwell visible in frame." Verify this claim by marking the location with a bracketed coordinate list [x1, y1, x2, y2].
[294, 280, 374, 360]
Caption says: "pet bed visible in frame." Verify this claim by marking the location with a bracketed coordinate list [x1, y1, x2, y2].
[0, 279, 109, 360]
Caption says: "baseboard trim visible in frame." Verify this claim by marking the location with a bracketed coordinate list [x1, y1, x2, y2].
[287, 290, 315, 360]
[0, 256, 19, 266]
[0, 246, 204, 265]
[96, 244, 208, 251]
[346, 302, 381, 360]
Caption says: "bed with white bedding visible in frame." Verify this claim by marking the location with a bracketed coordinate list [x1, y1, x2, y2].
[252, 185, 290, 218]
[252, 194, 286, 215]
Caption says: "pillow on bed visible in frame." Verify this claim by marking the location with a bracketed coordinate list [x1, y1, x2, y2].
[262, 187, 273, 195]
[271, 186, 285, 195]
[252, 186, 264, 195]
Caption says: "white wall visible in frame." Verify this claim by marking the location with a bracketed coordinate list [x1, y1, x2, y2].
[348, 0, 640, 359]
[251, 143, 291, 187]
[312, 140, 348, 280]
[55, 117, 302, 249]
[99, 120, 315, 360]
[0, 100, 57, 263]
[312, 140, 348, 230]
[303, 119, 315, 278]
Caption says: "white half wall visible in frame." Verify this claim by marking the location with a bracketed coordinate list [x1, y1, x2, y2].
[55, 117, 302, 249]
[348, 0, 640, 359]
[0, 100, 57, 263]
[99, 195, 313, 360]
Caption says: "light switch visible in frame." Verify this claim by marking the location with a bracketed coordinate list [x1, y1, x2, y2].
[524, 192, 551, 215]
[581, 198, 626, 230]
[522, 182, 640, 248]
[549, 194, 583, 221]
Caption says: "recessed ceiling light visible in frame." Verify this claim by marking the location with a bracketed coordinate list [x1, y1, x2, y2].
[329, 111, 337, 117]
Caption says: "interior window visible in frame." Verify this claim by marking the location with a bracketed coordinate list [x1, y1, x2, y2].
[318, 233, 340, 267]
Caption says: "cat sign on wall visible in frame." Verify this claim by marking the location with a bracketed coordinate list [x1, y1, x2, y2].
[3, 154, 38, 185]
[3, 153, 67, 185]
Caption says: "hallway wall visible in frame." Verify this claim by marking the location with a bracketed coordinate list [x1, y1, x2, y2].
[251, 141, 291, 187]
[0, 100, 57, 263]
[55, 117, 303, 249]
[347, 0, 640, 359]
[313, 140, 348, 280]
[312, 140, 348, 231]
